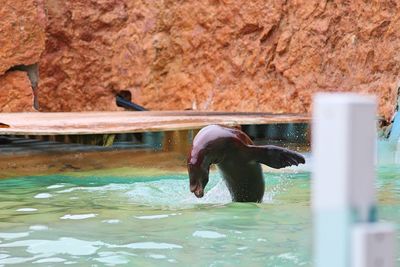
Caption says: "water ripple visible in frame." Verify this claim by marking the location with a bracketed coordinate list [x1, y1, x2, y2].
[192, 231, 226, 239]
[60, 214, 97, 220]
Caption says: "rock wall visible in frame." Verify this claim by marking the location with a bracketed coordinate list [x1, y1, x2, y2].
[0, 0, 46, 111]
[2, 0, 400, 120]
[0, 71, 35, 112]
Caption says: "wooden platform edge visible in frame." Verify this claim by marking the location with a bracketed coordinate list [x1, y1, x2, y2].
[0, 111, 311, 135]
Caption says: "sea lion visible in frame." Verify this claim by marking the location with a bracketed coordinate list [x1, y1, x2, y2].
[187, 125, 305, 202]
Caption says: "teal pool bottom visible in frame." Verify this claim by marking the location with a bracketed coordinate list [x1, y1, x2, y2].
[0, 165, 398, 266]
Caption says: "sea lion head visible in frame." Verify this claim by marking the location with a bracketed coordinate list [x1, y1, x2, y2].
[188, 163, 209, 198]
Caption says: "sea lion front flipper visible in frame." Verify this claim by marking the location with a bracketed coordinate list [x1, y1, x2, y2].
[246, 145, 305, 169]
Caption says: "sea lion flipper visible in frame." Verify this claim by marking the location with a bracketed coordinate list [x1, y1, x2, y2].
[247, 145, 305, 169]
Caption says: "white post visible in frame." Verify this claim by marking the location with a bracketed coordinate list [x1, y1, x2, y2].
[312, 93, 377, 267]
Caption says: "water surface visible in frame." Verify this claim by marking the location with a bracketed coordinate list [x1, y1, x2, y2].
[0, 162, 398, 266]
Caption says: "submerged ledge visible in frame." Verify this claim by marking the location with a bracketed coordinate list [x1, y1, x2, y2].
[0, 149, 188, 179]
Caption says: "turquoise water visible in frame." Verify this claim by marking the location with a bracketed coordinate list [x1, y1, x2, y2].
[0, 162, 399, 266]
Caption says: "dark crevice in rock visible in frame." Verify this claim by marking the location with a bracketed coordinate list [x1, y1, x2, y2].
[371, 20, 391, 38]
[5, 63, 39, 110]
[239, 24, 263, 36]
[7, 64, 39, 89]
[260, 25, 277, 44]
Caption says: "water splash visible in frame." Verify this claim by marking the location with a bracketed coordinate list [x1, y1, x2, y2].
[125, 169, 303, 208]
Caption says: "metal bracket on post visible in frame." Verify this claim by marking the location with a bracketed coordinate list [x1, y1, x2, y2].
[352, 223, 396, 267]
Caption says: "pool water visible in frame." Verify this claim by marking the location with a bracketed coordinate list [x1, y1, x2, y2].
[0, 161, 399, 266]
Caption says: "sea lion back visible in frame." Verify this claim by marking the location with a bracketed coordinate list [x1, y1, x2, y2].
[189, 125, 240, 166]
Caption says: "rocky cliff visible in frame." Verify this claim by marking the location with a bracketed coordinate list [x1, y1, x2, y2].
[1, 0, 399, 120]
[0, 0, 46, 111]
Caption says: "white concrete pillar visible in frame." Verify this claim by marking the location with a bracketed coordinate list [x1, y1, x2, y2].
[312, 93, 377, 267]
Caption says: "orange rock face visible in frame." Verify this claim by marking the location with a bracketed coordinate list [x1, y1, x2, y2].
[21, 1, 400, 120]
[37, 0, 130, 111]
[0, 0, 46, 112]
[0, 71, 35, 112]
[0, 0, 46, 74]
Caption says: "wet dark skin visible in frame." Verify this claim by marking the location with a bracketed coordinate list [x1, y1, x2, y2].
[187, 125, 305, 202]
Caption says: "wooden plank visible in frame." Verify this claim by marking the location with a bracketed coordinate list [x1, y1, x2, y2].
[0, 111, 310, 135]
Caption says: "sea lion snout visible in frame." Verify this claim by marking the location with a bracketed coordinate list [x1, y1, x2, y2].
[188, 163, 208, 198]
[190, 184, 204, 198]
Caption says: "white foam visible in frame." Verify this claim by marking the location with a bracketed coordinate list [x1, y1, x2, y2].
[195, 180, 231, 204]
[192, 231, 226, 239]
[16, 208, 37, 212]
[57, 188, 76, 193]
[29, 225, 48, 231]
[60, 214, 97, 220]
[102, 219, 120, 224]
[46, 184, 65, 189]
[57, 184, 129, 194]
[124, 170, 298, 207]
[0, 238, 103, 256]
[34, 193, 52, 199]
[149, 254, 167, 259]
[0, 232, 30, 240]
[94, 255, 129, 265]
[0, 256, 39, 264]
[114, 242, 182, 250]
[135, 215, 169, 220]
[126, 173, 233, 207]
[33, 257, 65, 263]
[276, 252, 306, 265]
